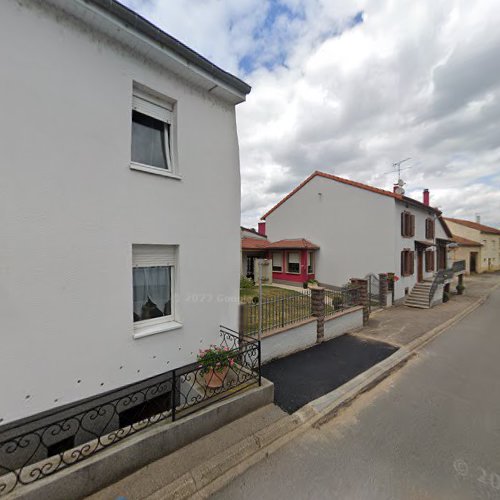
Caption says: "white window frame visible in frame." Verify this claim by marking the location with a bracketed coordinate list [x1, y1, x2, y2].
[307, 251, 314, 274]
[272, 251, 283, 272]
[130, 85, 180, 179]
[287, 251, 301, 274]
[132, 244, 181, 339]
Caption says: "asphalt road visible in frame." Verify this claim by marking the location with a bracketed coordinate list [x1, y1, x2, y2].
[214, 286, 500, 500]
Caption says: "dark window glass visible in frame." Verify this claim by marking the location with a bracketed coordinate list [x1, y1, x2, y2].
[131, 111, 169, 169]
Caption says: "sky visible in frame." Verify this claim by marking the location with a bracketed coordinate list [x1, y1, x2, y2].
[124, 0, 500, 229]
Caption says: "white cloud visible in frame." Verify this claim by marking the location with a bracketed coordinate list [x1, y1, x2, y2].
[125, 0, 500, 229]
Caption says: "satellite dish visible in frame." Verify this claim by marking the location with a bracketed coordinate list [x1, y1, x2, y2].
[397, 179, 405, 187]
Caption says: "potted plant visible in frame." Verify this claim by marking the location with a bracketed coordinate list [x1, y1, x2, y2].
[456, 284, 465, 295]
[197, 345, 236, 389]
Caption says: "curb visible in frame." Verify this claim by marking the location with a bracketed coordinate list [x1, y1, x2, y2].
[147, 285, 498, 500]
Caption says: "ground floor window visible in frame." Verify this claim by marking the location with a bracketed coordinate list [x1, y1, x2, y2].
[132, 245, 176, 328]
[287, 252, 300, 274]
[307, 251, 314, 274]
[272, 251, 283, 272]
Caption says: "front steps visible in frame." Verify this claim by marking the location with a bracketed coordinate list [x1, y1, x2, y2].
[405, 281, 432, 309]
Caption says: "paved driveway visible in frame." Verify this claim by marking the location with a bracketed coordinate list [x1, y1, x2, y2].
[262, 334, 397, 413]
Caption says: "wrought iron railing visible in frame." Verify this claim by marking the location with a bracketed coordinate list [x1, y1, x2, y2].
[240, 290, 312, 336]
[324, 286, 361, 317]
[0, 327, 260, 496]
[452, 260, 466, 273]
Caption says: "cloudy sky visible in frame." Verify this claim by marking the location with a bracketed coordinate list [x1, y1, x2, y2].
[125, 0, 500, 229]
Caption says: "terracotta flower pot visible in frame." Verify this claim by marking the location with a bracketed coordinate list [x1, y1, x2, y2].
[203, 367, 229, 388]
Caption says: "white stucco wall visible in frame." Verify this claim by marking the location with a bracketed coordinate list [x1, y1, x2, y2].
[393, 201, 441, 300]
[260, 319, 317, 363]
[0, 2, 242, 423]
[324, 308, 363, 340]
[265, 176, 396, 287]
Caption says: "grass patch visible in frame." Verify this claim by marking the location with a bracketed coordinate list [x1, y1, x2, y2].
[240, 285, 305, 303]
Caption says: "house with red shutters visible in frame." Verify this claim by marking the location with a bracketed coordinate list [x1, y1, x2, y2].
[258, 171, 456, 307]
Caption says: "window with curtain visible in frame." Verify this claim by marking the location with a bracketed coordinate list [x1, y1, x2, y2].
[272, 252, 283, 272]
[287, 252, 300, 274]
[131, 87, 174, 172]
[133, 266, 172, 322]
[132, 245, 176, 327]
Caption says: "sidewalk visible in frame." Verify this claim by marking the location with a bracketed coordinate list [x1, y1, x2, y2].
[89, 273, 499, 500]
[354, 272, 500, 347]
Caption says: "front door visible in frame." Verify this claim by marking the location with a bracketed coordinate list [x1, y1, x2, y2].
[417, 250, 424, 282]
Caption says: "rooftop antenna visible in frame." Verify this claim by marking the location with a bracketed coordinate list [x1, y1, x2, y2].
[392, 157, 411, 195]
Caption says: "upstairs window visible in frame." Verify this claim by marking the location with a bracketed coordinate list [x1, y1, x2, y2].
[287, 252, 300, 274]
[131, 87, 174, 173]
[425, 250, 435, 272]
[401, 212, 415, 237]
[425, 218, 435, 240]
[272, 252, 283, 272]
[401, 250, 415, 276]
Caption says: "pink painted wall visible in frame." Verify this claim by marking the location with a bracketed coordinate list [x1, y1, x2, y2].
[270, 249, 315, 283]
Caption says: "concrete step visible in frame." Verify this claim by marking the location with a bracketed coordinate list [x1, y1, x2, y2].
[405, 302, 430, 309]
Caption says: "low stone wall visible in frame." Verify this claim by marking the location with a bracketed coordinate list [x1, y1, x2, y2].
[324, 307, 364, 341]
[261, 318, 317, 363]
[261, 306, 364, 363]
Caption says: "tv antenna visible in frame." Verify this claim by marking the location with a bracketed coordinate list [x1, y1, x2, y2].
[393, 157, 411, 180]
[390, 158, 411, 195]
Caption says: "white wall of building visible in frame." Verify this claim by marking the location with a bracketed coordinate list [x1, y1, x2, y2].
[265, 176, 395, 287]
[0, 1, 243, 423]
[393, 201, 442, 300]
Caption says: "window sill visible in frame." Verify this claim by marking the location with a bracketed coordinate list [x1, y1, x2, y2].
[133, 320, 183, 339]
[130, 162, 182, 180]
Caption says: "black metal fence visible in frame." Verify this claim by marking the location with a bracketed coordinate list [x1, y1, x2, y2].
[324, 286, 361, 316]
[240, 290, 312, 336]
[0, 327, 260, 496]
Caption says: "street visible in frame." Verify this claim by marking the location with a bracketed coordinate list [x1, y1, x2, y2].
[214, 285, 500, 500]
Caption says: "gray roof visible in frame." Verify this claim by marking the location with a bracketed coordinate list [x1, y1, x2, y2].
[89, 0, 251, 95]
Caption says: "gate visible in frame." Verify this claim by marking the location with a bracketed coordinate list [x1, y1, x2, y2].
[364, 273, 380, 313]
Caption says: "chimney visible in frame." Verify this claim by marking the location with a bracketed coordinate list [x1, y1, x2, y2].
[258, 221, 266, 236]
[476, 214, 481, 224]
[423, 189, 429, 206]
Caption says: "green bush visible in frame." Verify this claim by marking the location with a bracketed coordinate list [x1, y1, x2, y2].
[252, 296, 259, 304]
[443, 291, 450, 303]
[240, 275, 254, 289]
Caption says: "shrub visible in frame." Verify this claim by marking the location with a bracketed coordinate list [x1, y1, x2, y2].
[443, 291, 450, 303]
[240, 275, 254, 289]
[252, 295, 259, 304]
[197, 345, 236, 374]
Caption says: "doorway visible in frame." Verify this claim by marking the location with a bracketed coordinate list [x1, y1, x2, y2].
[417, 250, 424, 282]
[470, 252, 478, 273]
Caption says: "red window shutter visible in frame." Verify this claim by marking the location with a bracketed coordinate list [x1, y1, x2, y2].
[401, 212, 405, 237]
[425, 219, 429, 239]
[401, 251, 405, 276]
[410, 251, 415, 274]
[411, 215, 415, 237]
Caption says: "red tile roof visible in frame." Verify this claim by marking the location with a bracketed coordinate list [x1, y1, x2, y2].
[444, 217, 500, 235]
[452, 235, 483, 247]
[241, 238, 270, 250]
[269, 239, 319, 250]
[261, 171, 449, 220]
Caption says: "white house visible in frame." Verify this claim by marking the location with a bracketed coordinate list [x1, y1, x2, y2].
[261, 171, 452, 303]
[0, 0, 250, 425]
